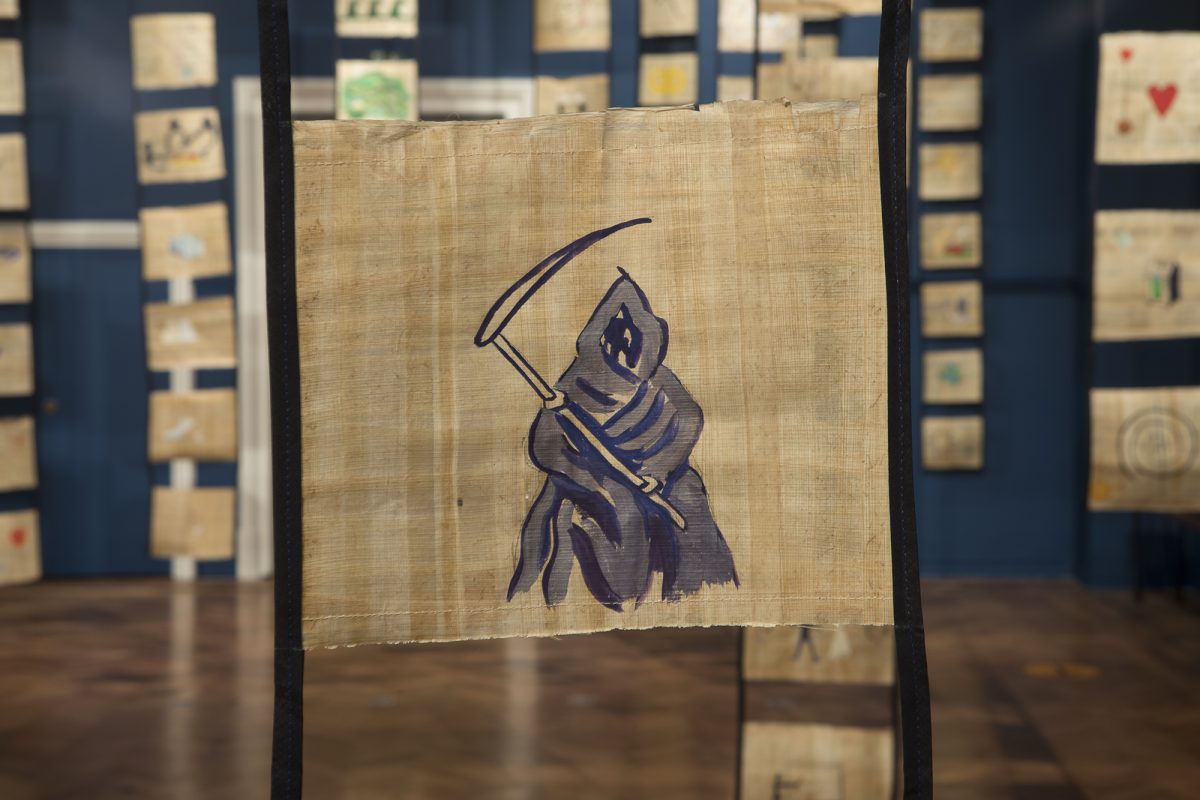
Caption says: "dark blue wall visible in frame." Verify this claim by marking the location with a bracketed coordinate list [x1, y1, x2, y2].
[19, 0, 1198, 584]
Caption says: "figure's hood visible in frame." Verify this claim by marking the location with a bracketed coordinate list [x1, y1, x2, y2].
[575, 272, 668, 386]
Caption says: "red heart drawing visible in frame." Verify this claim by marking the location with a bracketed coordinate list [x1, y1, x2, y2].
[9, 528, 25, 547]
[1120, 48, 1133, 62]
[1148, 84, 1177, 116]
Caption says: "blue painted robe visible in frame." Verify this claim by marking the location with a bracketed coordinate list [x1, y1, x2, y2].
[508, 274, 738, 610]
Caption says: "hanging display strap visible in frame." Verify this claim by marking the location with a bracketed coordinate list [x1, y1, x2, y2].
[878, 0, 934, 797]
[257, 1, 304, 798]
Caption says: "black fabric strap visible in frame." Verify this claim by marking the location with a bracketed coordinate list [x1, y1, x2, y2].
[257, 1, 305, 798]
[878, 1, 934, 797]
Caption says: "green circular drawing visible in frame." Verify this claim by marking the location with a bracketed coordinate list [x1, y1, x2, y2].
[341, 70, 412, 121]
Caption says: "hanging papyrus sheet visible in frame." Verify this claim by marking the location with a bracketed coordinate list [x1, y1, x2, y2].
[919, 8, 983, 63]
[148, 389, 238, 463]
[0, 510, 39, 587]
[923, 348, 983, 406]
[140, 202, 232, 280]
[717, 75, 754, 102]
[920, 211, 981, 270]
[918, 142, 981, 201]
[741, 723, 894, 800]
[760, 0, 880, 22]
[918, 74, 981, 132]
[745, 625, 895, 684]
[0, 323, 33, 397]
[534, 0, 610, 52]
[536, 74, 610, 116]
[0, 0, 17, 20]
[0, 39, 24, 115]
[144, 297, 237, 371]
[293, 99, 892, 647]
[922, 415, 984, 471]
[0, 416, 37, 492]
[335, 0, 418, 39]
[336, 59, 419, 121]
[130, 14, 217, 91]
[1093, 210, 1200, 341]
[0, 133, 29, 211]
[757, 57, 877, 103]
[640, 0, 698, 38]
[0, 223, 30, 303]
[151, 487, 236, 559]
[1089, 387, 1200, 512]
[1095, 33, 1200, 165]
[135, 107, 226, 185]
[718, 0, 756, 53]
[639, 52, 699, 106]
[921, 280, 983, 338]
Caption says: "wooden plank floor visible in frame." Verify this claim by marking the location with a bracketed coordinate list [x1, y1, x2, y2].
[0, 580, 1197, 799]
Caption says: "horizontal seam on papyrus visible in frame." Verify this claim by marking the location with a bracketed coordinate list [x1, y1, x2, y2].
[302, 596, 895, 621]
[294, 127, 879, 168]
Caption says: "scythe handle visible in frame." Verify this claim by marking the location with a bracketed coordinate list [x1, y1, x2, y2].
[488, 326, 687, 529]
[557, 407, 689, 531]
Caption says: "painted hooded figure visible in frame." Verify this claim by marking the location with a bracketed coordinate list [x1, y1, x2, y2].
[509, 270, 739, 611]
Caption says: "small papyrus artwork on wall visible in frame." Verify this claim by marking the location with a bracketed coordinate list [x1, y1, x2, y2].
[761, 0, 880, 21]
[717, 75, 755, 102]
[922, 415, 984, 471]
[134, 107, 226, 185]
[640, 0, 698, 37]
[803, 35, 840, 58]
[292, 100, 892, 647]
[921, 280, 983, 338]
[536, 74, 609, 116]
[0, 416, 37, 492]
[639, 52, 699, 106]
[0, 0, 18, 20]
[919, 8, 983, 62]
[718, 0, 756, 53]
[919, 74, 982, 132]
[1089, 387, 1200, 512]
[151, 487, 236, 560]
[1094, 211, 1200, 341]
[0, 510, 39, 587]
[335, 0, 418, 39]
[1095, 33, 1200, 164]
[919, 143, 981, 201]
[758, 12, 801, 54]
[741, 723, 894, 800]
[0, 39, 25, 115]
[148, 390, 238, 463]
[920, 212, 982, 270]
[144, 297, 237, 371]
[130, 14, 217, 91]
[534, 0, 610, 52]
[336, 59, 419, 121]
[0, 323, 33, 398]
[923, 348, 983, 406]
[744, 625, 895, 685]
[0, 133, 29, 211]
[0, 223, 30, 303]
[140, 202, 232, 280]
[757, 57, 877, 103]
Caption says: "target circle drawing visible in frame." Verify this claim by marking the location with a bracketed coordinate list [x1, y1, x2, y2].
[1117, 408, 1200, 479]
